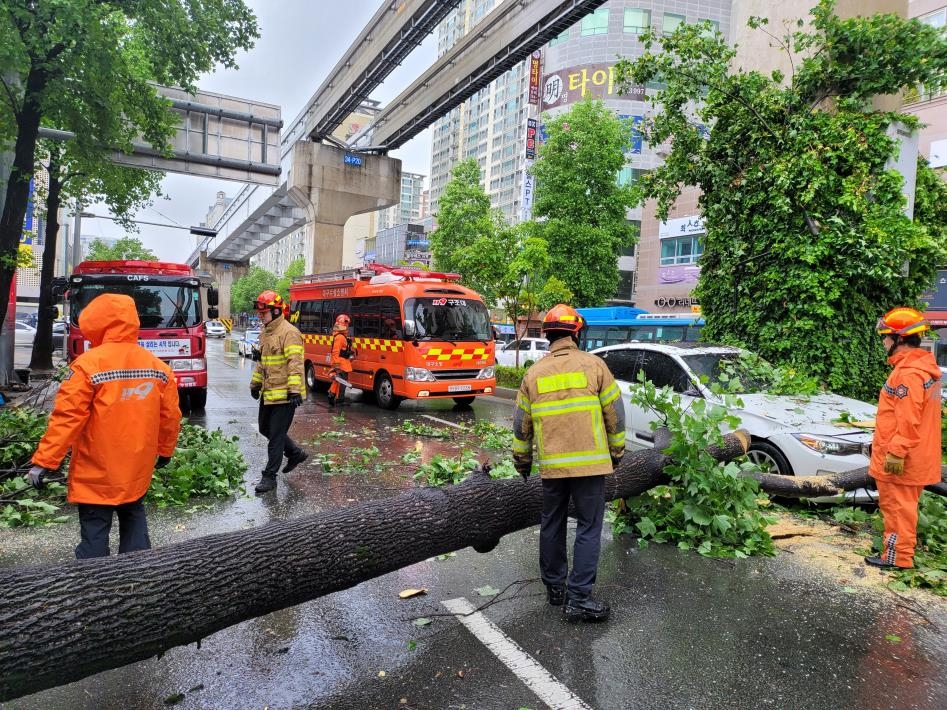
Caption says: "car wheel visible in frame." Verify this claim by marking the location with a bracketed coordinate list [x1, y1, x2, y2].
[188, 388, 208, 410]
[747, 440, 793, 476]
[374, 372, 402, 410]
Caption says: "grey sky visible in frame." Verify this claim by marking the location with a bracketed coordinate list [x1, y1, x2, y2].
[87, 1, 435, 262]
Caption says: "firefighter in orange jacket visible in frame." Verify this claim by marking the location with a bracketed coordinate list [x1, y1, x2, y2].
[28, 294, 181, 559]
[328, 314, 355, 407]
[866, 307, 942, 569]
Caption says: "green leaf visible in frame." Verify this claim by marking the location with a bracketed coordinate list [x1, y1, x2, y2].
[413, 618, 432, 627]
[475, 585, 501, 597]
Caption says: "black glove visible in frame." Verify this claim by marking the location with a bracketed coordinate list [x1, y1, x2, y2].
[27, 465, 51, 489]
[514, 462, 531, 482]
[250, 387, 260, 400]
[611, 453, 624, 469]
[288, 393, 303, 408]
[155, 456, 172, 470]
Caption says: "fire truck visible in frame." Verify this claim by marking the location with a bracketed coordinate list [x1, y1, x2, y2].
[289, 263, 496, 409]
[62, 260, 219, 411]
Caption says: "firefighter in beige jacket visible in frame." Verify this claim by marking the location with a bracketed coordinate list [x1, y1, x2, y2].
[249, 290, 307, 493]
[512, 305, 625, 622]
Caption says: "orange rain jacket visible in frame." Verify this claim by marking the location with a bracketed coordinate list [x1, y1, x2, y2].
[330, 326, 354, 375]
[870, 347, 942, 486]
[32, 294, 181, 505]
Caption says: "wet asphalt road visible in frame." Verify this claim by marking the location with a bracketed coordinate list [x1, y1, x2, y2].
[3, 337, 947, 709]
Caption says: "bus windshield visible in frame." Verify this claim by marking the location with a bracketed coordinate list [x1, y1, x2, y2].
[71, 282, 201, 329]
[405, 297, 492, 341]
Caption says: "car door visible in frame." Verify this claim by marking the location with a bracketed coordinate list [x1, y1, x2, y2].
[595, 348, 646, 449]
[626, 350, 698, 449]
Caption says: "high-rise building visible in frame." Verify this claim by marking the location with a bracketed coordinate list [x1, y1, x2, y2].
[377, 172, 426, 231]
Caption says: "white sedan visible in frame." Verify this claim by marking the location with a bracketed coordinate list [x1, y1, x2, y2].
[593, 342, 879, 502]
[205, 320, 227, 338]
[14, 321, 36, 346]
[238, 329, 261, 359]
[494, 337, 550, 367]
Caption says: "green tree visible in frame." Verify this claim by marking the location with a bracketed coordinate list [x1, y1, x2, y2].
[530, 96, 638, 307]
[85, 236, 157, 262]
[430, 159, 497, 276]
[275, 256, 306, 304]
[29, 140, 163, 370]
[230, 265, 278, 314]
[615, 0, 947, 400]
[0, 0, 258, 332]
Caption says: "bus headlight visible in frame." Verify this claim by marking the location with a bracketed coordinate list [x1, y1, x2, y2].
[477, 365, 495, 379]
[405, 366, 437, 382]
[169, 358, 206, 372]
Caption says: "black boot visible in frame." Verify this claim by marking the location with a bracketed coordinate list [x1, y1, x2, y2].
[864, 555, 898, 569]
[254, 475, 277, 494]
[564, 593, 610, 622]
[283, 451, 308, 473]
[327, 393, 336, 407]
[546, 584, 566, 606]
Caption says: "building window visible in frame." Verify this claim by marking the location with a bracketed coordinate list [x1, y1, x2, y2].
[616, 167, 647, 187]
[581, 8, 609, 36]
[624, 9, 651, 34]
[698, 18, 720, 37]
[920, 8, 947, 28]
[663, 13, 685, 36]
[660, 235, 703, 265]
[614, 270, 636, 302]
[548, 29, 569, 47]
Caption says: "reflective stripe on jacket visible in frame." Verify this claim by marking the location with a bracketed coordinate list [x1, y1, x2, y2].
[251, 315, 306, 404]
[512, 338, 625, 478]
[870, 347, 942, 486]
[32, 294, 181, 505]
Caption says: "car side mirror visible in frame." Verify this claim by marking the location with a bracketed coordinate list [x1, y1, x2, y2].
[404, 320, 416, 338]
[207, 287, 219, 307]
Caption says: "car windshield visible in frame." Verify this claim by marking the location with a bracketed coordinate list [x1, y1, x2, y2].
[681, 352, 771, 393]
[404, 297, 492, 341]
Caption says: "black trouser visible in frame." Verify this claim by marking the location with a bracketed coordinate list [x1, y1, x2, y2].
[259, 401, 303, 477]
[76, 497, 150, 559]
[539, 475, 606, 598]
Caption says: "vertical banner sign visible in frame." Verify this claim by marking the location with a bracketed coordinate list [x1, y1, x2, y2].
[520, 160, 535, 222]
[525, 118, 537, 160]
[528, 51, 541, 105]
[20, 177, 34, 251]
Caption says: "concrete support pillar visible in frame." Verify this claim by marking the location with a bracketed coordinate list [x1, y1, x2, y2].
[287, 142, 400, 274]
[198, 253, 248, 318]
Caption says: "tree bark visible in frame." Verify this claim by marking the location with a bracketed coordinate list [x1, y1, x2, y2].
[0, 432, 749, 701]
[745, 465, 947, 499]
[28, 149, 62, 372]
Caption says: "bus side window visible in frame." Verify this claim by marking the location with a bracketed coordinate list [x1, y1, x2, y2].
[379, 296, 403, 339]
[353, 297, 381, 338]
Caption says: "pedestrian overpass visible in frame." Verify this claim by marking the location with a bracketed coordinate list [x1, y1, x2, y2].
[188, 0, 608, 276]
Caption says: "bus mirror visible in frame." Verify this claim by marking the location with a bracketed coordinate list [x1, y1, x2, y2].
[51, 277, 68, 300]
[208, 307, 219, 320]
[403, 320, 416, 338]
[207, 287, 219, 307]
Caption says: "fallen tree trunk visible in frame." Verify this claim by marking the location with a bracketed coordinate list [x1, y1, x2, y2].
[746, 464, 947, 499]
[0, 432, 749, 701]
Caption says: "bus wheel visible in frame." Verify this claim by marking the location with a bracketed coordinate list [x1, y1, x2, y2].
[188, 388, 208, 411]
[374, 372, 402, 411]
[453, 396, 475, 407]
[306, 362, 329, 393]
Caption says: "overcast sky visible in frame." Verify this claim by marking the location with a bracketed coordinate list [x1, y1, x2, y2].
[86, 0, 436, 262]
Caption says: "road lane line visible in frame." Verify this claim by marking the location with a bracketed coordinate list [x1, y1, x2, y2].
[441, 597, 593, 710]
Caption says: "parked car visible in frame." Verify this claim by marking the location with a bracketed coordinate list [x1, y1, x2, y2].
[238, 329, 261, 359]
[592, 342, 879, 502]
[14, 320, 36, 346]
[205, 320, 227, 338]
[52, 319, 68, 336]
[494, 337, 550, 367]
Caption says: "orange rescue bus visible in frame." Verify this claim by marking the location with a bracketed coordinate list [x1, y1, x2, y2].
[289, 264, 496, 409]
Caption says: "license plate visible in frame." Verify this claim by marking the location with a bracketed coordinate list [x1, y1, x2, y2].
[448, 384, 472, 393]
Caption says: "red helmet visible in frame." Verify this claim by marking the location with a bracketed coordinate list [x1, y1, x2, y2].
[876, 307, 929, 337]
[542, 304, 584, 334]
[334, 314, 351, 328]
[254, 290, 284, 312]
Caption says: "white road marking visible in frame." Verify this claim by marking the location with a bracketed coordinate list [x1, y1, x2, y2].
[421, 414, 465, 429]
[442, 597, 593, 710]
